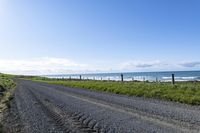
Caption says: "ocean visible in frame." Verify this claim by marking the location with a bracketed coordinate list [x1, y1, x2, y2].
[46, 71, 200, 82]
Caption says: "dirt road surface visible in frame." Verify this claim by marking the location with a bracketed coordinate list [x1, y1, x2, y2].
[3, 79, 200, 133]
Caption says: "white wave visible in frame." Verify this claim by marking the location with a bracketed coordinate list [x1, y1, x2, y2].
[162, 76, 199, 81]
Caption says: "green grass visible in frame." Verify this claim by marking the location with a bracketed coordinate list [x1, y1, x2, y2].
[0, 74, 16, 133]
[0, 74, 16, 92]
[0, 74, 16, 109]
[27, 76, 200, 105]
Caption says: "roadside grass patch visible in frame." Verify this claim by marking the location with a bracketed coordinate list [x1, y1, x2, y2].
[0, 74, 16, 132]
[0, 74, 16, 110]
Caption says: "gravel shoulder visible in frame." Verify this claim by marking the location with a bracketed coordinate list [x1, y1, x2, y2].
[3, 79, 200, 133]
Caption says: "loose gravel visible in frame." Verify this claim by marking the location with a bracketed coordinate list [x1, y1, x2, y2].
[3, 79, 200, 133]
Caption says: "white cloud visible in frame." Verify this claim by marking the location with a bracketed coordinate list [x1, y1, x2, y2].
[119, 60, 200, 72]
[119, 60, 192, 72]
[0, 58, 200, 75]
[0, 57, 88, 75]
[120, 60, 166, 71]
[179, 62, 200, 68]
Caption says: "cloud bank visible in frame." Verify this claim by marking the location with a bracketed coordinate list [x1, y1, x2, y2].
[0, 57, 87, 75]
[120, 60, 168, 71]
[120, 60, 200, 72]
[0, 57, 199, 75]
[179, 62, 200, 68]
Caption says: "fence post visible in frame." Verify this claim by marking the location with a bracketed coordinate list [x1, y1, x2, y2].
[156, 77, 158, 83]
[121, 74, 124, 82]
[172, 74, 175, 85]
[80, 75, 82, 80]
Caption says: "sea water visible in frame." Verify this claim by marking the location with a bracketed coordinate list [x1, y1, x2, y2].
[46, 71, 200, 82]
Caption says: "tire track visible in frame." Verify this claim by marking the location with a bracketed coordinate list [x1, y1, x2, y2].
[28, 88, 98, 133]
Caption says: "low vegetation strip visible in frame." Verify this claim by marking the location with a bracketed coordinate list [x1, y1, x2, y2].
[27, 76, 200, 105]
[0, 74, 16, 108]
[0, 74, 15, 92]
[0, 74, 16, 133]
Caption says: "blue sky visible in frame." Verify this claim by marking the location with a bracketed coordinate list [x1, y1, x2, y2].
[0, 0, 200, 75]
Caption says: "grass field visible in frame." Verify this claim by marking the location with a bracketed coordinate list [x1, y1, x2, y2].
[26, 76, 200, 105]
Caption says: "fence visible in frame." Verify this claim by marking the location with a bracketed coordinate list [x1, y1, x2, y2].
[50, 74, 177, 84]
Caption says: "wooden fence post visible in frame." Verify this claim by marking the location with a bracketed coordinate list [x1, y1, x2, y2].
[121, 74, 124, 82]
[80, 75, 82, 80]
[172, 74, 175, 85]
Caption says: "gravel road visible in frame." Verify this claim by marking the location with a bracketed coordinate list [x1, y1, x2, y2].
[3, 79, 200, 133]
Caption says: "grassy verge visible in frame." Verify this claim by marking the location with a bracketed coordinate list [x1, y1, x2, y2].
[0, 74, 16, 133]
[26, 76, 200, 106]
